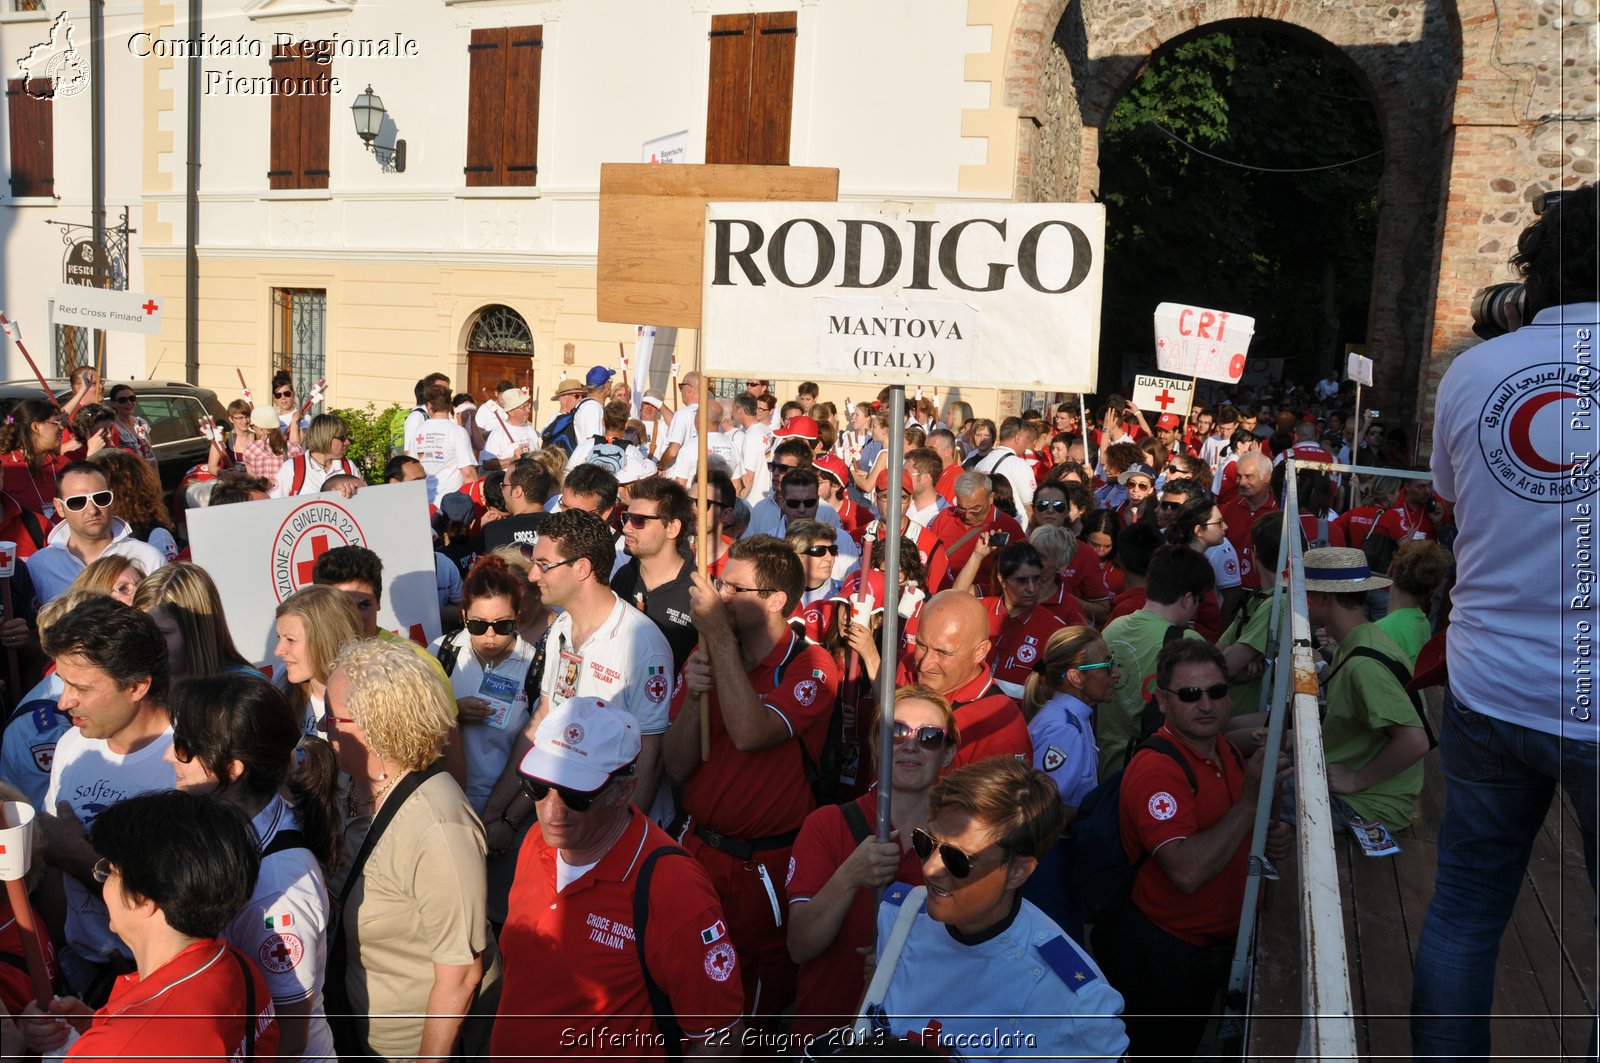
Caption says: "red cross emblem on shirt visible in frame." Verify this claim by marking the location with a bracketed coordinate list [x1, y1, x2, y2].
[269, 940, 293, 965]
[1151, 793, 1176, 818]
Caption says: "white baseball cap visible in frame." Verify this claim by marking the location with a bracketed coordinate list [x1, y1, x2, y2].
[518, 697, 641, 792]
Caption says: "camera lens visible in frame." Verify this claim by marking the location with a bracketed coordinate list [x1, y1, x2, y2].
[1470, 282, 1526, 340]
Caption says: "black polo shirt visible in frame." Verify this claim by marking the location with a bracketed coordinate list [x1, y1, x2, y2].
[610, 553, 697, 671]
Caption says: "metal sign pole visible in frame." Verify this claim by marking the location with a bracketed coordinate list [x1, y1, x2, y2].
[874, 385, 906, 843]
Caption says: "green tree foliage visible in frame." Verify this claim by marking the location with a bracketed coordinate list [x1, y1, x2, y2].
[328, 403, 405, 483]
[1098, 27, 1382, 384]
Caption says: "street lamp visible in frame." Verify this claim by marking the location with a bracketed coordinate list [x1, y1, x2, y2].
[351, 84, 405, 172]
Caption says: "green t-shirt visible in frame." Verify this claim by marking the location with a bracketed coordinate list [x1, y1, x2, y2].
[1217, 590, 1283, 717]
[1099, 609, 1203, 779]
[1374, 606, 1430, 668]
[1324, 623, 1425, 830]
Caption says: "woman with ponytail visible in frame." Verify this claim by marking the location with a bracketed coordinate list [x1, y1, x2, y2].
[1019, 624, 1121, 943]
[165, 672, 341, 1063]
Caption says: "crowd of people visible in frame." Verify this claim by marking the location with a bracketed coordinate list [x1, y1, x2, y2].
[0, 182, 1591, 1061]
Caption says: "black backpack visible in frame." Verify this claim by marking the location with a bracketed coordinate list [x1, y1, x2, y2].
[1325, 644, 1437, 749]
[541, 410, 579, 453]
[1123, 624, 1189, 769]
[1360, 504, 1399, 576]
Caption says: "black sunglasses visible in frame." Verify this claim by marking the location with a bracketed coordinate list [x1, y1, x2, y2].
[274, 389, 294, 398]
[1158, 499, 1185, 510]
[911, 827, 1001, 880]
[801, 544, 839, 557]
[892, 721, 948, 750]
[783, 497, 818, 509]
[520, 764, 635, 812]
[171, 732, 194, 763]
[1034, 499, 1067, 512]
[622, 513, 666, 529]
[1163, 683, 1231, 703]
[465, 618, 517, 636]
[112, 395, 137, 404]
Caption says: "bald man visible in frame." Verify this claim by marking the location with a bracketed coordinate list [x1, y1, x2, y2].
[1219, 452, 1278, 594]
[894, 590, 1032, 770]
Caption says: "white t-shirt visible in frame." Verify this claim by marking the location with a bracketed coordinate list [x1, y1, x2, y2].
[1432, 301, 1600, 741]
[905, 495, 949, 532]
[271, 452, 356, 499]
[1206, 540, 1242, 591]
[567, 397, 606, 467]
[540, 595, 673, 734]
[409, 417, 477, 502]
[664, 404, 698, 481]
[226, 795, 336, 1063]
[45, 725, 176, 960]
[431, 630, 536, 812]
[482, 421, 539, 462]
[402, 406, 428, 449]
[738, 422, 775, 499]
[975, 446, 1036, 530]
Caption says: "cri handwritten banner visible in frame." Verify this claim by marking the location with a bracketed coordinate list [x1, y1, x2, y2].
[1153, 302, 1255, 384]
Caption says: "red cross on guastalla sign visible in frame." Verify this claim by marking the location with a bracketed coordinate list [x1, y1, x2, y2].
[295, 533, 332, 584]
[142, 300, 159, 316]
[1154, 389, 1177, 411]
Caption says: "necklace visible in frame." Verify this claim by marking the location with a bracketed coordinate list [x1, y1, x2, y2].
[348, 768, 408, 818]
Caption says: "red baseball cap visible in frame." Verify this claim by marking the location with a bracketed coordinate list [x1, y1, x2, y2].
[873, 466, 915, 493]
[1156, 413, 1182, 431]
[813, 453, 849, 488]
[774, 415, 820, 440]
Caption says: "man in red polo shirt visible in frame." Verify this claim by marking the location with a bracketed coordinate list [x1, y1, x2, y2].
[926, 471, 1025, 591]
[893, 590, 1031, 768]
[664, 536, 841, 1031]
[494, 698, 743, 1059]
[1092, 639, 1291, 1062]
[1218, 452, 1277, 594]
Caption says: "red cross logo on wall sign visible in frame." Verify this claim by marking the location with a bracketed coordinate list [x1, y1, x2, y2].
[295, 533, 332, 584]
[1153, 389, 1177, 412]
[142, 300, 159, 316]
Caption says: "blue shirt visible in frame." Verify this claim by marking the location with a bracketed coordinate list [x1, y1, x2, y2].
[0, 673, 67, 808]
[1028, 691, 1100, 809]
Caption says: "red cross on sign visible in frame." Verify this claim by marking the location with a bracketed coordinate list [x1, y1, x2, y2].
[1153, 389, 1177, 411]
[295, 533, 332, 584]
[141, 300, 159, 316]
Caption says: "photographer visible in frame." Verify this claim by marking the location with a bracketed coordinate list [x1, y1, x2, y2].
[1412, 182, 1599, 1058]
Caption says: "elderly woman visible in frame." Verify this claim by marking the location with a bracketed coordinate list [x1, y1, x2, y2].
[320, 637, 498, 1061]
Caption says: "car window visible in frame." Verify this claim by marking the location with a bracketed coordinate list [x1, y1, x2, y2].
[137, 396, 203, 447]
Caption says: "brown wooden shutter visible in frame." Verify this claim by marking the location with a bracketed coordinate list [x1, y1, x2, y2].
[705, 14, 753, 164]
[464, 28, 507, 186]
[268, 44, 331, 190]
[268, 46, 297, 189]
[7, 77, 55, 198]
[501, 26, 542, 186]
[299, 45, 331, 189]
[746, 11, 796, 165]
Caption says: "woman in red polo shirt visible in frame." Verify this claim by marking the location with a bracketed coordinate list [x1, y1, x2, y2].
[953, 537, 1075, 699]
[786, 686, 957, 1041]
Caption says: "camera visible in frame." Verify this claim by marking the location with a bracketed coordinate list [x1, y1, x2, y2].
[1468, 190, 1570, 340]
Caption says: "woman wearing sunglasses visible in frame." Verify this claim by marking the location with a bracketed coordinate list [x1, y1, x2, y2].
[270, 370, 307, 447]
[1019, 625, 1119, 942]
[0, 397, 93, 553]
[165, 672, 341, 1063]
[105, 384, 156, 464]
[786, 685, 957, 1041]
[319, 637, 496, 1061]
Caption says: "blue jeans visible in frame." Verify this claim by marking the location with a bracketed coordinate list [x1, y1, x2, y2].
[1411, 692, 1600, 1061]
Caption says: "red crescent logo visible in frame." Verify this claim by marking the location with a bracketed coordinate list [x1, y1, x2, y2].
[1508, 389, 1576, 474]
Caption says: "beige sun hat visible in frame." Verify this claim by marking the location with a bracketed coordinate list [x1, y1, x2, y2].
[1302, 546, 1392, 593]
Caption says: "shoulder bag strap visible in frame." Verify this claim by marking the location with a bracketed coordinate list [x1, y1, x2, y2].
[633, 845, 692, 1062]
[338, 761, 445, 908]
[231, 948, 257, 1062]
[1337, 645, 1437, 748]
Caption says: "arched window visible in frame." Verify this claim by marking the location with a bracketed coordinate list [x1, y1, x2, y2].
[467, 304, 534, 355]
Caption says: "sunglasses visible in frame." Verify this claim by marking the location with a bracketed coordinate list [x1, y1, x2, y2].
[1074, 657, 1116, 673]
[768, 461, 797, 474]
[1158, 500, 1184, 510]
[466, 618, 517, 636]
[520, 765, 634, 812]
[113, 395, 137, 405]
[274, 390, 294, 399]
[911, 827, 1002, 880]
[801, 544, 839, 557]
[62, 490, 114, 512]
[692, 496, 732, 511]
[622, 512, 666, 529]
[1163, 683, 1231, 703]
[1034, 499, 1067, 512]
[892, 721, 948, 750]
[171, 732, 195, 763]
[783, 497, 819, 509]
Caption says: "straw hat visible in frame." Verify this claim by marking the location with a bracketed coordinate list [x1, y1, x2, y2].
[1302, 547, 1393, 593]
[553, 377, 586, 398]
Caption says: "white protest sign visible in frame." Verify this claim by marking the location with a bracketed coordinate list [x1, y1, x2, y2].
[1153, 302, 1255, 384]
[187, 480, 441, 665]
[1132, 374, 1195, 417]
[50, 285, 164, 335]
[1346, 350, 1373, 386]
[702, 201, 1105, 391]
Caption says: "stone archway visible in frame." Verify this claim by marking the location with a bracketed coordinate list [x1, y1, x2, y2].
[1002, 0, 1461, 428]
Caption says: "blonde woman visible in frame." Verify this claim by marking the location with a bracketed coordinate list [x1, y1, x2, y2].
[132, 562, 253, 682]
[1019, 624, 1120, 941]
[73, 553, 146, 604]
[319, 638, 498, 1060]
[274, 585, 363, 737]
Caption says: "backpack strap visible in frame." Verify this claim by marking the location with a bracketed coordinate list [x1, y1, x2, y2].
[1329, 645, 1437, 748]
[231, 948, 258, 1062]
[1137, 734, 1201, 796]
[434, 631, 464, 677]
[634, 845, 692, 1061]
[1163, 624, 1186, 646]
[290, 455, 307, 496]
[838, 800, 872, 844]
[769, 634, 827, 798]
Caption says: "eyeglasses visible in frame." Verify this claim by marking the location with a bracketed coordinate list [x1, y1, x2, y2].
[1201, 518, 1226, 528]
[713, 578, 773, 596]
[274, 390, 294, 399]
[520, 765, 634, 812]
[800, 544, 839, 557]
[519, 542, 581, 572]
[1074, 657, 1116, 673]
[465, 618, 518, 636]
[1035, 499, 1067, 512]
[692, 496, 732, 511]
[92, 858, 114, 884]
[113, 395, 137, 405]
[61, 490, 114, 512]
[892, 721, 948, 750]
[1163, 683, 1231, 703]
[783, 497, 819, 510]
[622, 512, 666, 529]
[911, 827, 1003, 880]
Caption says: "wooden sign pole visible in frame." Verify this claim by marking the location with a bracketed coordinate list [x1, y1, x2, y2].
[694, 335, 713, 761]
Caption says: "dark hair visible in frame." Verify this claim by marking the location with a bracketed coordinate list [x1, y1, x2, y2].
[733, 393, 758, 417]
[414, 372, 449, 405]
[43, 596, 169, 702]
[91, 790, 260, 939]
[1144, 544, 1217, 605]
[701, 469, 737, 514]
[1167, 497, 1221, 547]
[1033, 479, 1067, 503]
[56, 459, 107, 492]
[208, 472, 271, 507]
[772, 437, 814, 465]
[506, 457, 555, 503]
[868, 535, 928, 588]
[797, 381, 819, 399]
[1155, 637, 1228, 690]
[1252, 512, 1285, 573]
[271, 370, 293, 393]
[384, 454, 423, 483]
[313, 545, 384, 598]
[463, 553, 525, 614]
[994, 541, 1044, 582]
[563, 463, 619, 513]
[1229, 428, 1258, 448]
[727, 535, 805, 617]
[425, 383, 453, 414]
[781, 467, 820, 494]
[72, 401, 116, 444]
[904, 446, 943, 482]
[168, 674, 339, 870]
[602, 400, 629, 433]
[1080, 510, 1120, 558]
[540, 509, 616, 586]
[1158, 478, 1209, 506]
[108, 382, 137, 404]
[0, 398, 63, 468]
[1514, 182, 1598, 314]
[1117, 522, 1164, 578]
[629, 476, 692, 536]
[927, 757, 1065, 862]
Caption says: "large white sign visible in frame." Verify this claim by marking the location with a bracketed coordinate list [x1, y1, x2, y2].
[1132, 374, 1194, 417]
[50, 285, 164, 335]
[701, 202, 1105, 391]
[1153, 302, 1255, 384]
[187, 480, 442, 665]
[1346, 350, 1373, 387]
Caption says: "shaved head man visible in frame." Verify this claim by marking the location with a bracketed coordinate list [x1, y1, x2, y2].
[900, 590, 1031, 769]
